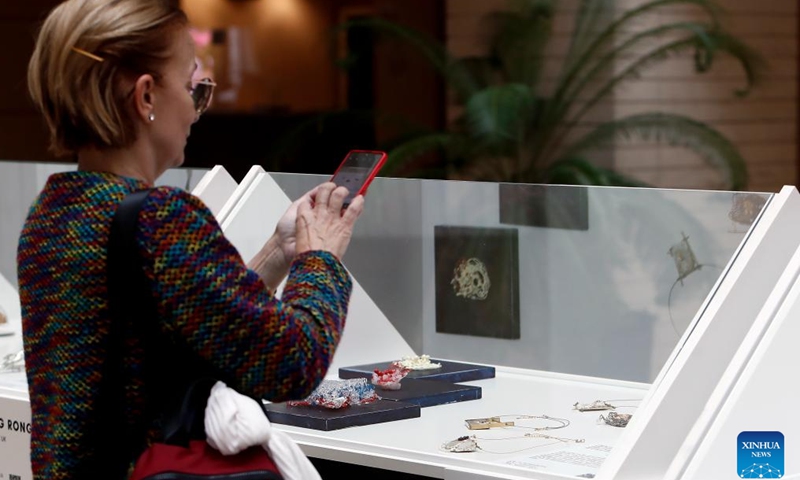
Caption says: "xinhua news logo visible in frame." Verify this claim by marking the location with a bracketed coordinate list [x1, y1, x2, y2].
[738, 431, 783, 478]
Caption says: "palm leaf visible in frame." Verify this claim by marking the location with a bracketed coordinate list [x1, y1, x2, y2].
[464, 83, 535, 149]
[558, 0, 722, 92]
[566, 0, 616, 70]
[561, 113, 748, 190]
[566, 31, 764, 132]
[561, 22, 719, 109]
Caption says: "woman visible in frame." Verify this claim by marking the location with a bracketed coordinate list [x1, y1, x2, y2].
[18, 0, 364, 478]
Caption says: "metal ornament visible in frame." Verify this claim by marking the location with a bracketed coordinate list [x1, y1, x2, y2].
[573, 400, 616, 412]
[599, 412, 632, 428]
[441, 436, 478, 453]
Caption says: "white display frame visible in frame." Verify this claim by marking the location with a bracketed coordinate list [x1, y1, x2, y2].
[665, 229, 800, 479]
[190, 165, 238, 217]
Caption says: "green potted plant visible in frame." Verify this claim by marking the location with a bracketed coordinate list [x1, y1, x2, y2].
[340, 0, 766, 189]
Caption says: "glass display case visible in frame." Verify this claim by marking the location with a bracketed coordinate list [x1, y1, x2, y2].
[1, 161, 798, 480]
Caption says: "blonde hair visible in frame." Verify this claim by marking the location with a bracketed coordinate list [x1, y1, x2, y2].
[28, 0, 188, 157]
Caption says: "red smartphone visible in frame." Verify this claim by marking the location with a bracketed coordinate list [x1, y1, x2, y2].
[329, 150, 388, 206]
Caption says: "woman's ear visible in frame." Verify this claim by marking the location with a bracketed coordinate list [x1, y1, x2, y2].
[133, 74, 156, 123]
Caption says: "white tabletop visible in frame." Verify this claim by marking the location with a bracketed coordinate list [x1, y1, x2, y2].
[279, 366, 649, 479]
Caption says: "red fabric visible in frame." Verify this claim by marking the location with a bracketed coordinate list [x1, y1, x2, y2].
[130, 440, 281, 479]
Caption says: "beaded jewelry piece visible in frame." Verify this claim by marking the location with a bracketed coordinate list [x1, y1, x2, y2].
[372, 367, 410, 390]
[393, 354, 442, 370]
[287, 378, 379, 409]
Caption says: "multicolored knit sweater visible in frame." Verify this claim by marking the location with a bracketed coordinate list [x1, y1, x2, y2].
[17, 171, 352, 479]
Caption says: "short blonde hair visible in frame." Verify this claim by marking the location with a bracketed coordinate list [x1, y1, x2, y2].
[28, 0, 188, 157]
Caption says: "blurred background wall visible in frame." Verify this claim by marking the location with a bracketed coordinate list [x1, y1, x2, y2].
[0, 0, 796, 192]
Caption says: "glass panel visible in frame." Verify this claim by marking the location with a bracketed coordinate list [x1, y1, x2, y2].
[271, 172, 771, 383]
[0, 163, 771, 385]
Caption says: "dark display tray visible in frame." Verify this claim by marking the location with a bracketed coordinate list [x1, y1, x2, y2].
[264, 399, 420, 431]
[339, 359, 495, 383]
[375, 378, 481, 407]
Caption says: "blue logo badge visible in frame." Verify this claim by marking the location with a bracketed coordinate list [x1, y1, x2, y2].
[738, 431, 783, 478]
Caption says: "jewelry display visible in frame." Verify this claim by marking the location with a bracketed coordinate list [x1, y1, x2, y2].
[440, 432, 585, 454]
[728, 193, 767, 232]
[392, 354, 442, 371]
[465, 415, 569, 431]
[573, 399, 640, 412]
[598, 412, 632, 428]
[371, 367, 410, 390]
[0, 350, 24, 374]
[287, 378, 379, 409]
[667, 232, 722, 335]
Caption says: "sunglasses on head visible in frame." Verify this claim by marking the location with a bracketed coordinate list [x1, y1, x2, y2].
[190, 78, 216, 115]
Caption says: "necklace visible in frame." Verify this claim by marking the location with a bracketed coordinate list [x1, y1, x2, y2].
[465, 414, 569, 431]
[440, 432, 585, 454]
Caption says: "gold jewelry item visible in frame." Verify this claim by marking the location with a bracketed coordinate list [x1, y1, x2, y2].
[465, 414, 569, 431]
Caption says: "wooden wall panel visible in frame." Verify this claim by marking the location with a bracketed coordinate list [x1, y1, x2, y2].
[446, 0, 798, 192]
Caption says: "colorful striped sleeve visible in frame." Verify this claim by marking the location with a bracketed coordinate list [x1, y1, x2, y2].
[136, 186, 352, 402]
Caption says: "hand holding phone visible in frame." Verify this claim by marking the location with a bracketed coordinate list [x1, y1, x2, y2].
[330, 150, 387, 206]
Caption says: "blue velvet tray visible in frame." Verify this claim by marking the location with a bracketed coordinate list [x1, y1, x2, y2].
[263, 399, 420, 431]
[338, 359, 495, 383]
[375, 378, 481, 407]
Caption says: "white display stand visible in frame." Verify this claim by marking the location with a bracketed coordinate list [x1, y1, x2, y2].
[665, 233, 800, 479]
[189, 165, 238, 217]
[597, 186, 800, 480]
[218, 169, 415, 373]
[216, 165, 265, 227]
[214, 174, 800, 479]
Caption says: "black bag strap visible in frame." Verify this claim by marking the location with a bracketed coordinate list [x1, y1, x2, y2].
[97, 189, 154, 479]
[105, 190, 215, 452]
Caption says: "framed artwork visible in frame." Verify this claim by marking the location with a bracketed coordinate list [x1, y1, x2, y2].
[434, 226, 520, 339]
[499, 183, 589, 231]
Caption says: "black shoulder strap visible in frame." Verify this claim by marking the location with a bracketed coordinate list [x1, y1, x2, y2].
[97, 189, 154, 479]
[108, 189, 153, 315]
[104, 189, 217, 459]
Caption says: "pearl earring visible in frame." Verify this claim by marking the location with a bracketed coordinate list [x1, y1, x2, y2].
[148, 113, 155, 122]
